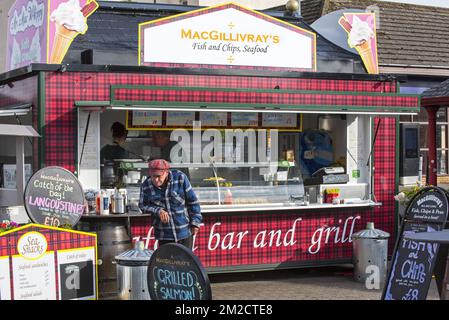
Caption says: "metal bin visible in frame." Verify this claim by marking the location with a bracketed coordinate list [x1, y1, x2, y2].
[115, 240, 153, 300]
[352, 222, 390, 287]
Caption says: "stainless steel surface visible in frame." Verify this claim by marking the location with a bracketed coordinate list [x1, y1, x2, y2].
[111, 191, 125, 214]
[352, 222, 390, 239]
[115, 241, 153, 300]
[352, 222, 390, 285]
[116, 265, 151, 300]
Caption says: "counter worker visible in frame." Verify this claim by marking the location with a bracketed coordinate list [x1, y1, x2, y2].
[100, 122, 129, 163]
[139, 159, 202, 250]
[152, 131, 180, 162]
[152, 130, 190, 178]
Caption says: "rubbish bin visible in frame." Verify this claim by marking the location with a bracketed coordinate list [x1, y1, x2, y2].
[352, 222, 390, 286]
[115, 240, 153, 300]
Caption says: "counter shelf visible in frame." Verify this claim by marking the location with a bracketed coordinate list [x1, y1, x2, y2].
[200, 201, 382, 213]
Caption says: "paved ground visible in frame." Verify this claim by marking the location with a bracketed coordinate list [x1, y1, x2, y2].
[208, 265, 442, 300]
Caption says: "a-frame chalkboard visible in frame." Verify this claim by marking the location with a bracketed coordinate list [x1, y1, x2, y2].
[382, 186, 449, 300]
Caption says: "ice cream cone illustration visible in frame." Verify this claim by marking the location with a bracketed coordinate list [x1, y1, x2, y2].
[339, 15, 378, 74]
[50, 23, 78, 63]
[355, 39, 376, 74]
[49, 0, 98, 64]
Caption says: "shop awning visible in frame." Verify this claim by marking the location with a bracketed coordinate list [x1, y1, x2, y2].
[75, 85, 419, 116]
[0, 124, 39, 137]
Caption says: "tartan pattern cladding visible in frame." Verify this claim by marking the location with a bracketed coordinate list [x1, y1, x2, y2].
[44, 71, 399, 171]
[113, 87, 417, 108]
[43, 71, 400, 268]
[131, 207, 389, 269]
[0, 225, 96, 300]
[373, 117, 397, 252]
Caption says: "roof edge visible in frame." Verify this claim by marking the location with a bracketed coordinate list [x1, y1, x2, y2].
[0, 63, 407, 85]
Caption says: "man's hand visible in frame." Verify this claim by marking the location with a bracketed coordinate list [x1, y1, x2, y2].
[159, 210, 170, 224]
[191, 226, 199, 236]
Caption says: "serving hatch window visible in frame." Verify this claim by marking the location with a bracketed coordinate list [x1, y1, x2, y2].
[77, 107, 374, 210]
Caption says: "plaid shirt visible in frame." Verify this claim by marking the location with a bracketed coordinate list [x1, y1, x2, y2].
[139, 169, 202, 241]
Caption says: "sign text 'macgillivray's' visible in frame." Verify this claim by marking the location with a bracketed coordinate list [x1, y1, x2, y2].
[416, 195, 443, 208]
[181, 28, 280, 44]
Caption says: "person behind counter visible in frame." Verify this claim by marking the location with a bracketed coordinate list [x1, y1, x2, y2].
[138, 159, 202, 250]
[152, 131, 180, 162]
[100, 122, 130, 163]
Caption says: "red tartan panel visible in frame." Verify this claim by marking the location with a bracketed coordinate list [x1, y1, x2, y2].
[113, 87, 417, 108]
[0, 224, 97, 300]
[44, 71, 398, 171]
[130, 207, 391, 269]
[0, 75, 37, 108]
[0, 225, 96, 256]
[373, 117, 397, 252]
[42, 71, 398, 268]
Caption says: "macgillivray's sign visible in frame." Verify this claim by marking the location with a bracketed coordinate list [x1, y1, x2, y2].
[138, 2, 316, 71]
[6, 0, 99, 71]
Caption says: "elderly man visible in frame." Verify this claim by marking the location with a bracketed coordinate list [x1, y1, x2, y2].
[139, 159, 201, 249]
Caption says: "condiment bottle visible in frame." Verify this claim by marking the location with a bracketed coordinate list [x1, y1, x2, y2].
[224, 189, 233, 205]
[95, 192, 101, 215]
[100, 190, 110, 215]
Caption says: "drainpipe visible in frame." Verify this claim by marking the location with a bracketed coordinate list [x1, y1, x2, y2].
[425, 105, 439, 186]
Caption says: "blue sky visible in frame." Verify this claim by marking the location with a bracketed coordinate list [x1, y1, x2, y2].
[377, 0, 449, 8]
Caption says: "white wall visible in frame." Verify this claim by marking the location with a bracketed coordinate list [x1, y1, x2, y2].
[0, 0, 15, 74]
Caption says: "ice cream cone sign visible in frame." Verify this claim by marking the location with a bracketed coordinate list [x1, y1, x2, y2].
[47, 0, 99, 64]
[338, 13, 379, 74]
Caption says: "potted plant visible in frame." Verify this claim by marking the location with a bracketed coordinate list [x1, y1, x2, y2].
[0, 220, 19, 234]
[394, 184, 424, 217]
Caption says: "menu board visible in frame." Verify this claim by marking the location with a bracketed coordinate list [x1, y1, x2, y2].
[199, 111, 228, 127]
[166, 111, 196, 127]
[0, 257, 11, 300]
[148, 243, 211, 300]
[127, 110, 301, 130]
[132, 110, 162, 127]
[383, 187, 449, 300]
[24, 166, 85, 228]
[231, 112, 259, 128]
[262, 113, 297, 128]
[0, 225, 97, 300]
[57, 248, 96, 300]
[12, 252, 56, 300]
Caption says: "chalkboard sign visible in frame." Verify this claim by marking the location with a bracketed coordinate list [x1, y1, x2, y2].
[406, 188, 448, 224]
[147, 243, 212, 300]
[383, 186, 449, 300]
[24, 166, 85, 228]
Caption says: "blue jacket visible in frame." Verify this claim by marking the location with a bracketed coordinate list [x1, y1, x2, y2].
[139, 169, 202, 241]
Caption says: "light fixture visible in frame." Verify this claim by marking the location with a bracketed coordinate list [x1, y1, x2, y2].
[0, 103, 31, 117]
[109, 105, 416, 116]
[0, 110, 29, 116]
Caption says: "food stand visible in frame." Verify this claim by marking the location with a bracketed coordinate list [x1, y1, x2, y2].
[0, 1, 419, 282]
